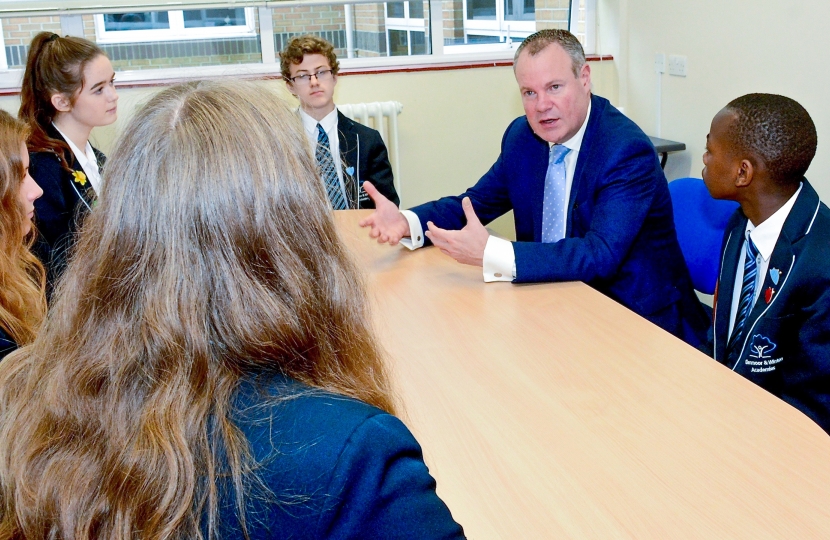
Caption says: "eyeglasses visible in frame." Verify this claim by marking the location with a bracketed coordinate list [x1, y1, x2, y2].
[289, 69, 334, 85]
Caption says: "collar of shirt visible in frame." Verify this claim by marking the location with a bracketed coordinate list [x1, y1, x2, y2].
[548, 99, 592, 155]
[52, 122, 101, 193]
[746, 182, 803, 262]
[299, 107, 338, 139]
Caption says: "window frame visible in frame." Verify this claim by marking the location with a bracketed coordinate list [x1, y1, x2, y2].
[93, 8, 257, 44]
[0, 0, 602, 89]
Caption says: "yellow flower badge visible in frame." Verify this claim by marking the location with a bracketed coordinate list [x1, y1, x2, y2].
[72, 170, 87, 186]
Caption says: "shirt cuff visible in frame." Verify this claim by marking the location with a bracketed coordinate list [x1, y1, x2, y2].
[398, 210, 424, 250]
[483, 236, 515, 282]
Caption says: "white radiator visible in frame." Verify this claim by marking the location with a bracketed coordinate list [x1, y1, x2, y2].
[338, 101, 403, 201]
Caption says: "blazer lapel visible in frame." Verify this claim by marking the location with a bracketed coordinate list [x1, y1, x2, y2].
[337, 111, 359, 209]
[47, 125, 97, 208]
[713, 219, 746, 362]
[70, 158, 96, 208]
[565, 94, 601, 237]
[737, 237, 794, 358]
[730, 180, 819, 360]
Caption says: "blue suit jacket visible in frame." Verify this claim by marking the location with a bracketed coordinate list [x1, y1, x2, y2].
[0, 326, 16, 362]
[218, 376, 465, 539]
[410, 94, 707, 346]
[710, 180, 830, 434]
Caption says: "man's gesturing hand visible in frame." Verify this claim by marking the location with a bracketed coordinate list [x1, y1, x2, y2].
[425, 197, 489, 266]
[358, 181, 409, 245]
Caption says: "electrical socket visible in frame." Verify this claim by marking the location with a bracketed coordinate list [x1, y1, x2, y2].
[654, 53, 666, 74]
[668, 55, 687, 77]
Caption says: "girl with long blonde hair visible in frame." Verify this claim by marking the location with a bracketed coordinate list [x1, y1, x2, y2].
[0, 80, 463, 539]
[0, 110, 45, 360]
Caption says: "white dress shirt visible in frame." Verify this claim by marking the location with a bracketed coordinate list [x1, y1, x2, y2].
[52, 123, 102, 193]
[400, 101, 592, 282]
[299, 108, 347, 202]
[728, 183, 802, 338]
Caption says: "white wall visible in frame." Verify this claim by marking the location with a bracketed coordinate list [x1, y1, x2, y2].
[0, 60, 619, 240]
[611, 0, 830, 200]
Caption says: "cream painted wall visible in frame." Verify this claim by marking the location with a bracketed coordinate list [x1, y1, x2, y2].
[615, 0, 830, 200]
[0, 60, 618, 240]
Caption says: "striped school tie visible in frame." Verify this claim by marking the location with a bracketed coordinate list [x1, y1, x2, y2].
[541, 144, 571, 243]
[726, 233, 760, 365]
[316, 123, 347, 210]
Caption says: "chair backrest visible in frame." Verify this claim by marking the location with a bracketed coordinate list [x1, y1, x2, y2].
[668, 177, 740, 295]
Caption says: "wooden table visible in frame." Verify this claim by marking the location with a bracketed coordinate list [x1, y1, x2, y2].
[335, 210, 830, 539]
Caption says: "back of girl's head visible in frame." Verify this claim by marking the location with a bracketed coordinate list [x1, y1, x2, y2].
[0, 79, 393, 539]
[18, 32, 103, 156]
[0, 110, 44, 346]
[76, 79, 386, 390]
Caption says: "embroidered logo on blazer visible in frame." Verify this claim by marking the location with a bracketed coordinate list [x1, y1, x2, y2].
[746, 334, 783, 373]
[749, 334, 776, 359]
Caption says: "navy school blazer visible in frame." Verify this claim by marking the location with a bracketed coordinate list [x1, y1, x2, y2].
[30, 126, 102, 291]
[0, 326, 16, 362]
[409, 94, 708, 346]
[710, 179, 830, 434]
[337, 110, 400, 209]
[218, 375, 465, 539]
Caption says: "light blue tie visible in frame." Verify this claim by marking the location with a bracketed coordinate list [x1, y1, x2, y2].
[727, 233, 760, 364]
[541, 144, 572, 243]
[316, 123, 347, 210]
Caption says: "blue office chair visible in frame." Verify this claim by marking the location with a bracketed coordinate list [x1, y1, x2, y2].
[668, 177, 740, 295]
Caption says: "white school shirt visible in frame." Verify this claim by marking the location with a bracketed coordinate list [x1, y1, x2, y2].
[400, 101, 592, 282]
[299, 108, 347, 201]
[52, 123, 102, 193]
[727, 183, 802, 338]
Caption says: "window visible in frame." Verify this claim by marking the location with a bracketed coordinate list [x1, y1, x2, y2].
[467, 0, 496, 20]
[0, 0, 600, 86]
[94, 9, 256, 43]
[569, 0, 597, 54]
[504, 0, 535, 22]
[385, 2, 428, 57]
[462, 0, 537, 45]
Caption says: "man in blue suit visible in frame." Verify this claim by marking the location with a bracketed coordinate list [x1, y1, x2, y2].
[360, 29, 707, 346]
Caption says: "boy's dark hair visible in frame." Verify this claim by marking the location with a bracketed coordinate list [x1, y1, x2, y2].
[279, 35, 340, 81]
[724, 93, 817, 186]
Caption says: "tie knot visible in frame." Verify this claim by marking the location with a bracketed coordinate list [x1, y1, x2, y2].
[316, 123, 327, 141]
[550, 144, 570, 165]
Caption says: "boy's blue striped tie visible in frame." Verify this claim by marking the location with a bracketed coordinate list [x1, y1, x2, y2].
[316, 123, 347, 210]
[726, 233, 760, 365]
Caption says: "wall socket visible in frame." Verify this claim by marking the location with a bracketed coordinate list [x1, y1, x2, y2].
[668, 55, 687, 77]
[654, 53, 666, 74]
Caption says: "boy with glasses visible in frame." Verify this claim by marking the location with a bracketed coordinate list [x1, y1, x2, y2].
[280, 35, 399, 209]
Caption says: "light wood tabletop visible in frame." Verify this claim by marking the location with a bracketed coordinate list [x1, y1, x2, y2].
[335, 210, 830, 539]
